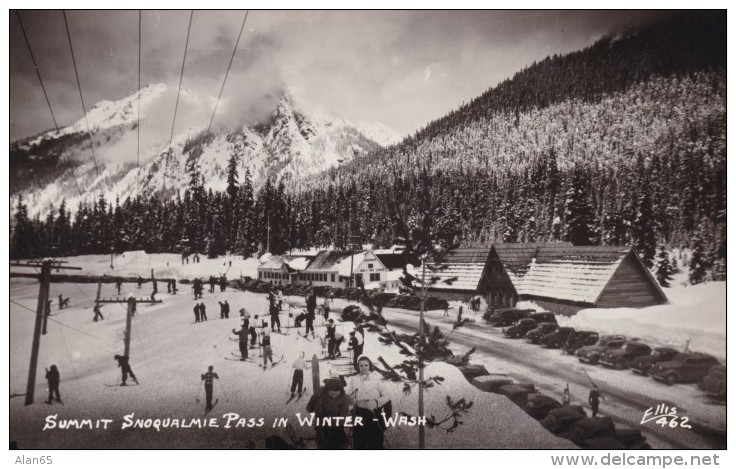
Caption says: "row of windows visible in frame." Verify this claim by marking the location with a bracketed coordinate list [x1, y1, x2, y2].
[297, 273, 336, 282]
[259, 271, 287, 280]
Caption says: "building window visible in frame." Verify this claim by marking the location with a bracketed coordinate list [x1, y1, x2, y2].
[368, 263, 374, 269]
[370, 273, 380, 282]
[331, 274, 335, 282]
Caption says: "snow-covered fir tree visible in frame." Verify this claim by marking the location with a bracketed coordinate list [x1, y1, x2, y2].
[655, 245, 675, 287]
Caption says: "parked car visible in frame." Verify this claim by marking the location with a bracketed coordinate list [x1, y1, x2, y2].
[541, 327, 576, 349]
[526, 323, 559, 344]
[523, 393, 562, 419]
[576, 335, 626, 364]
[698, 365, 726, 399]
[629, 347, 680, 376]
[487, 308, 534, 327]
[600, 341, 652, 370]
[650, 353, 721, 385]
[504, 318, 538, 338]
[564, 331, 601, 355]
[529, 312, 558, 325]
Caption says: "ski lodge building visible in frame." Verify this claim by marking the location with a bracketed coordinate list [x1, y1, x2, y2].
[353, 250, 420, 292]
[427, 243, 668, 315]
[257, 254, 314, 286]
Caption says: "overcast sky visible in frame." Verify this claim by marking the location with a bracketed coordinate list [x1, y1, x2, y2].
[9, 10, 672, 141]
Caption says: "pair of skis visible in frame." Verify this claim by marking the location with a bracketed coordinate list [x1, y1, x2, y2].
[261, 355, 285, 370]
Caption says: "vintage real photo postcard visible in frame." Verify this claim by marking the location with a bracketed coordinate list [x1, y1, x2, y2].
[9, 10, 726, 451]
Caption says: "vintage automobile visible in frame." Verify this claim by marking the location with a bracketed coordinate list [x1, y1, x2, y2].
[698, 365, 726, 399]
[487, 308, 534, 327]
[629, 347, 680, 376]
[540, 327, 576, 349]
[503, 318, 539, 338]
[526, 323, 559, 344]
[564, 331, 602, 355]
[529, 312, 558, 325]
[600, 341, 652, 370]
[649, 353, 721, 385]
[575, 335, 627, 364]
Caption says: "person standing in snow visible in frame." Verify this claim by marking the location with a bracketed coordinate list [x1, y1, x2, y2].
[199, 302, 208, 321]
[348, 330, 364, 370]
[219, 301, 227, 319]
[116, 281, 122, 295]
[290, 352, 308, 397]
[209, 276, 216, 294]
[260, 329, 274, 368]
[92, 303, 104, 322]
[347, 356, 390, 449]
[322, 295, 330, 321]
[240, 308, 251, 331]
[114, 354, 138, 385]
[194, 303, 201, 323]
[306, 378, 352, 449]
[269, 295, 281, 332]
[201, 365, 219, 411]
[326, 319, 337, 358]
[45, 365, 61, 404]
[232, 324, 249, 360]
[588, 384, 604, 417]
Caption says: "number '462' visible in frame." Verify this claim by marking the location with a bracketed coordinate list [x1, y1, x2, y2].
[655, 416, 691, 429]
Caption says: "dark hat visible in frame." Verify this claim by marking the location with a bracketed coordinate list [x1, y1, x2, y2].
[324, 378, 344, 391]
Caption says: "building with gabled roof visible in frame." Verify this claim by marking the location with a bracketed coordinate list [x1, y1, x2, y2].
[426, 243, 667, 315]
[298, 250, 358, 287]
[257, 253, 315, 286]
[352, 250, 421, 292]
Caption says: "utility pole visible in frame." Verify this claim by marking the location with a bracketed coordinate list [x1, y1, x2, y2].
[26, 260, 50, 406]
[10, 259, 82, 406]
[418, 257, 427, 449]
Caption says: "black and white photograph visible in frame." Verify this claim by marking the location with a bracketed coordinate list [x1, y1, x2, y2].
[8, 9, 727, 454]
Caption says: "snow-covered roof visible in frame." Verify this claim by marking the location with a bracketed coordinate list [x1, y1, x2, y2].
[258, 254, 286, 270]
[426, 247, 491, 292]
[336, 252, 366, 277]
[518, 246, 632, 304]
[304, 250, 355, 272]
[285, 257, 310, 271]
[493, 242, 573, 277]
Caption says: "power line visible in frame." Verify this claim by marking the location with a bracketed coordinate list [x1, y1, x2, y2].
[205, 10, 249, 138]
[10, 299, 106, 342]
[62, 11, 101, 178]
[14, 11, 84, 198]
[137, 10, 142, 200]
[165, 10, 194, 185]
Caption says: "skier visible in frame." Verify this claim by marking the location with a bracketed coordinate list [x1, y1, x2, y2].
[322, 295, 330, 321]
[116, 281, 122, 295]
[199, 302, 208, 321]
[45, 365, 61, 404]
[261, 329, 274, 368]
[305, 304, 316, 338]
[348, 330, 364, 370]
[209, 276, 216, 294]
[201, 365, 219, 411]
[232, 325, 249, 360]
[347, 356, 390, 449]
[333, 331, 345, 357]
[562, 384, 571, 406]
[194, 303, 201, 323]
[306, 290, 317, 319]
[114, 354, 138, 385]
[290, 352, 308, 397]
[269, 296, 281, 332]
[326, 319, 337, 358]
[219, 275, 227, 292]
[240, 308, 251, 331]
[219, 301, 227, 319]
[92, 303, 104, 322]
[589, 384, 604, 418]
[249, 324, 258, 348]
[294, 311, 306, 328]
[306, 378, 352, 449]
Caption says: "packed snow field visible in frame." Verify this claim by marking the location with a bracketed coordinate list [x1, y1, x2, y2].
[9, 252, 725, 449]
